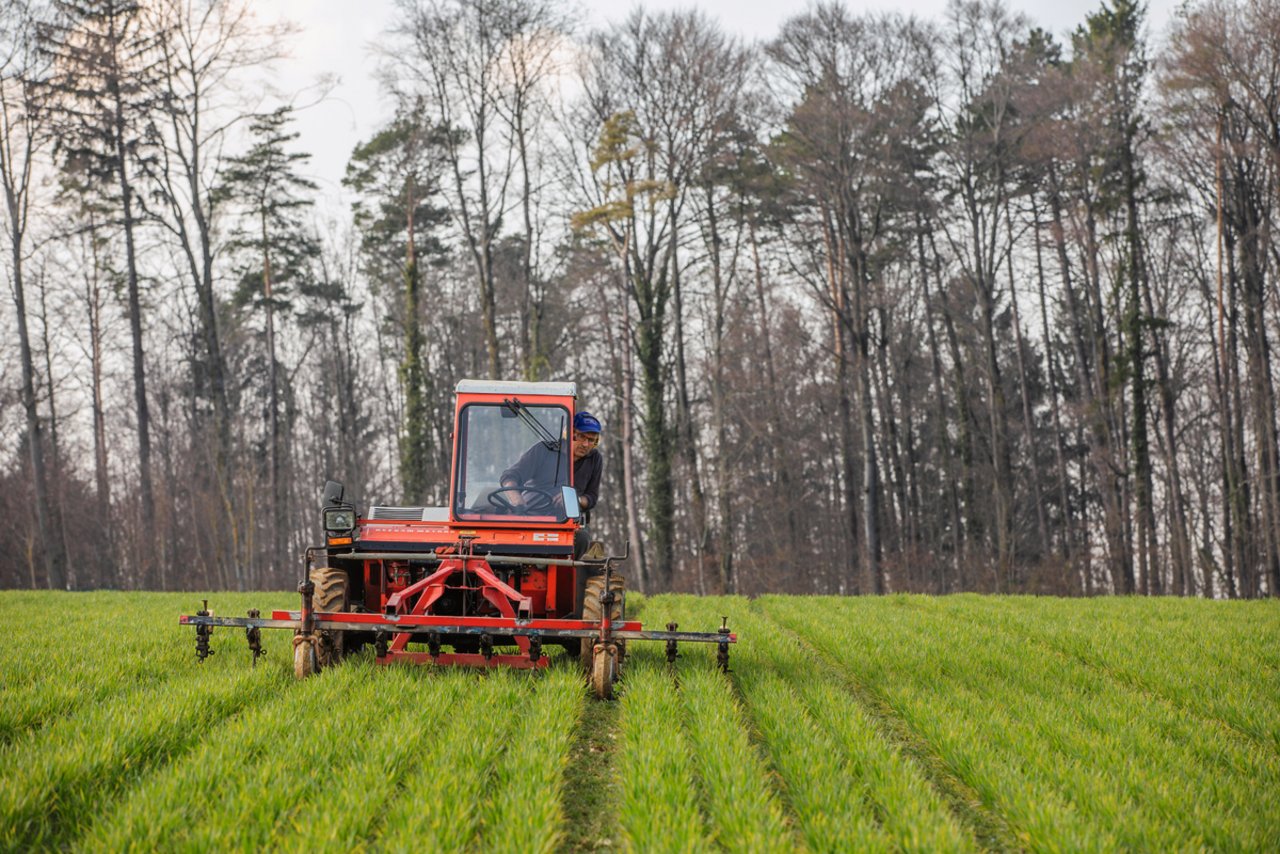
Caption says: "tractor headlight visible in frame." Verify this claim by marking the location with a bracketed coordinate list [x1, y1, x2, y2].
[324, 507, 356, 533]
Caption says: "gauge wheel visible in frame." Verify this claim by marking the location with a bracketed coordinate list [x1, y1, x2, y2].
[293, 634, 316, 679]
[590, 642, 619, 700]
[580, 573, 625, 673]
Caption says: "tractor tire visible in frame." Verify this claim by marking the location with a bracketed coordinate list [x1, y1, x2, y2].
[310, 566, 349, 671]
[590, 642, 619, 700]
[580, 573, 625, 674]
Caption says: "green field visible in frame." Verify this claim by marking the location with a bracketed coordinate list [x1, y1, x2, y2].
[1, 591, 1276, 852]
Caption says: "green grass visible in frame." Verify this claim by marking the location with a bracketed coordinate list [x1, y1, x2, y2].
[0, 590, 1275, 852]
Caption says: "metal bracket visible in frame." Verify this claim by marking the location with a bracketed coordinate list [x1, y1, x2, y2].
[717, 616, 731, 672]
[246, 608, 263, 666]
[195, 600, 215, 662]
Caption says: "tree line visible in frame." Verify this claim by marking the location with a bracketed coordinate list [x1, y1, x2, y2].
[1, 0, 1277, 598]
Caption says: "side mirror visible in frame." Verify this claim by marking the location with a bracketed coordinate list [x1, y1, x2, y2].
[559, 486, 581, 523]
[323, 480, 345, 506]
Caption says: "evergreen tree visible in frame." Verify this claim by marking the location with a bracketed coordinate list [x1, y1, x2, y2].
[216, 106, 319, 577]
[344, 105, 450, 503]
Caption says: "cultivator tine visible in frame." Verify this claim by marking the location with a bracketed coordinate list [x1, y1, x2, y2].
[427, 632, 442, 659]
[528, 633, 543, 664]
[375, 630, 389, 659]
[246, 609, 264, 667]
[717, 616, 731, 673]
[195, 600, 215, 662]
[480, 633, 495, 661]
[665, 622, 679, 664]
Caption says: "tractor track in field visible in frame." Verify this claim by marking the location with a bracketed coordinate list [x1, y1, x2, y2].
[560, 595, 639, 852]
[751, 600, 1020, 854]
[559, 678, 623, 852]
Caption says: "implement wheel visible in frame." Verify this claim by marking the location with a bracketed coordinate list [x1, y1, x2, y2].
[311, 566, 349, 670]
[591, 642, 619, 700]
[580, 573, 625, 673]
[293, 635, 316, 679]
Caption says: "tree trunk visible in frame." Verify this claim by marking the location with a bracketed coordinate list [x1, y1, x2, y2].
[705, 186, 734, 594]
[748, 216, 799, 559]
[111, 81, 157, 586]
[85, 226, 112, 578]
[636, 270, 674, 590]
[1121, 134, 1157, 595]
[1230, 159, 1280, 596]
[670, 242, 710, 592]
[1006, 210, 1048, 563]
[918, 223, 961, 592]
[7, 240, 63, 588]
[262, 212, 283, 582]
[1031, 198, 1075, 578]
[823, 215, 860, 593]
[36, 279, 73, 587]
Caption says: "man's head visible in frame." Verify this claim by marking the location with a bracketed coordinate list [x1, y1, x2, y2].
[573, 411, 601, 461]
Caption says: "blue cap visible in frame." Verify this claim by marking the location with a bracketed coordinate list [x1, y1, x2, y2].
[574, 411, 602, 433]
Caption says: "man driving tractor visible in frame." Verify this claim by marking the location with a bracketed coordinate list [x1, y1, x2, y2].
[498, 411, 603, 521]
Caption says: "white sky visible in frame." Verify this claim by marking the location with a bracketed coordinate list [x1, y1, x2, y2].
[264, 0, 1181, 215]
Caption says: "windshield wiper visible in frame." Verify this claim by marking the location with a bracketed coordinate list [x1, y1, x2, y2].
[503, 397, 559, 450]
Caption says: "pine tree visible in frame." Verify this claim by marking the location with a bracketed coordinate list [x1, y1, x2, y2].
[216, 106, 319, 579]
[344, 106, 450, 503]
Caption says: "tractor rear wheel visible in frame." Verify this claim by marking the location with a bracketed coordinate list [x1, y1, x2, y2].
[590, 642, 619, 700]
[580, 573, 625, 674]
[311, 566, 349, 670]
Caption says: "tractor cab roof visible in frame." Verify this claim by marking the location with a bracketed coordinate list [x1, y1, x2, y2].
[455, 379, 577, 398]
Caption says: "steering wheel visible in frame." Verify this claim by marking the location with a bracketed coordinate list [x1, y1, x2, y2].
[486, 486, 558, 514]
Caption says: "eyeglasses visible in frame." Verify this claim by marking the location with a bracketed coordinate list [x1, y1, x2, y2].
[574, 432, 600, 446]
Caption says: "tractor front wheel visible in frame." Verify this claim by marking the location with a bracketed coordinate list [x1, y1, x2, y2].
[580, 573, 625, 674]
[311, 566, 349, 670]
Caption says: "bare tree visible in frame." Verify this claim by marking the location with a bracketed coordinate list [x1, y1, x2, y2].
[0, 0, 65, 587]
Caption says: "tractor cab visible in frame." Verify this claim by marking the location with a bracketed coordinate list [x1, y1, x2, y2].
[450, 380, 581, 527]
[338, 380, 585, 559]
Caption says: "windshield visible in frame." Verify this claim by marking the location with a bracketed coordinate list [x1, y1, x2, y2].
[454, 401, 570, 520]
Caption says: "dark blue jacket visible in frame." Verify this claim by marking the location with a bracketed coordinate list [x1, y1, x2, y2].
[501, 443, 602, 514]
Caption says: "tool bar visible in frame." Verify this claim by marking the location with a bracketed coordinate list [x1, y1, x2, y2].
[179, 613, 735, 644]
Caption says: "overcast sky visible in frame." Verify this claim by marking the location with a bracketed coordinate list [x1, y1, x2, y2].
[263, 0, 1181, 217]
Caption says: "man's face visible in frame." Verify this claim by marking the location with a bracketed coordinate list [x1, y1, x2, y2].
[573, 430, 600, 461]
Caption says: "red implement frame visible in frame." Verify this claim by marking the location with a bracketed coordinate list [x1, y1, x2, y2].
[182, 550, 735, 672]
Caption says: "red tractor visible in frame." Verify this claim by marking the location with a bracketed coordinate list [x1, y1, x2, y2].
[182, 380, 734, 698]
